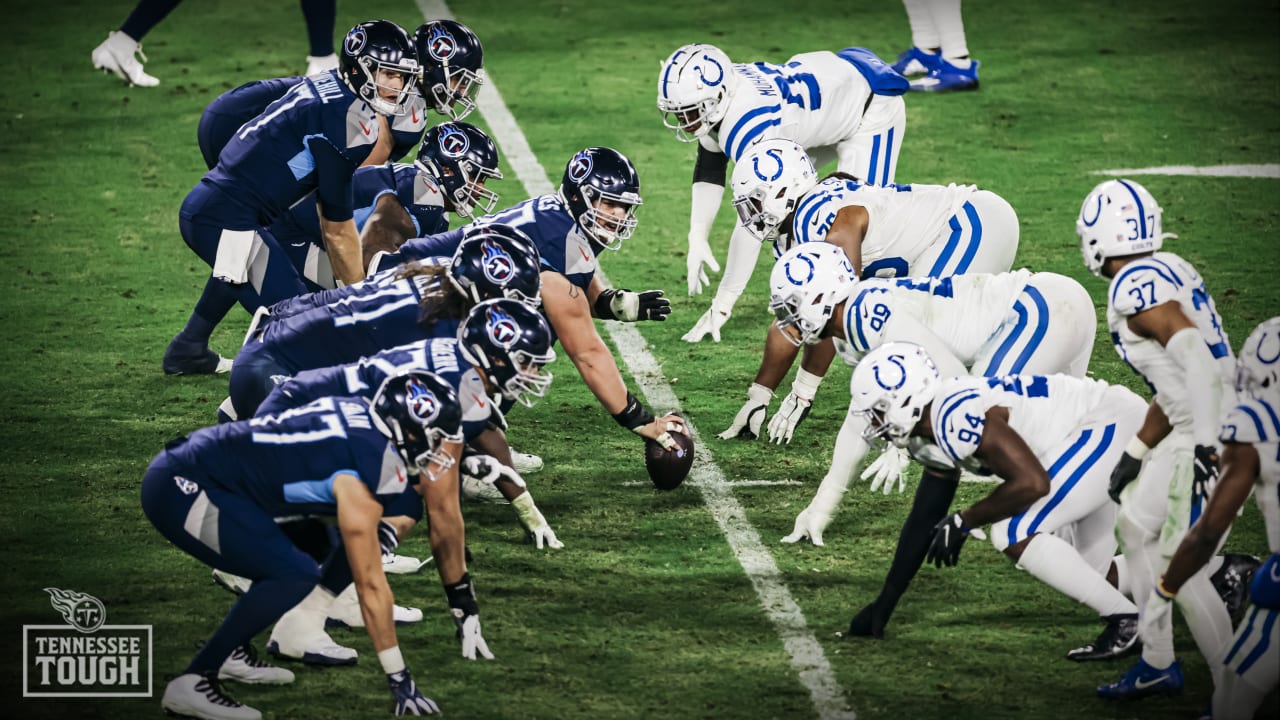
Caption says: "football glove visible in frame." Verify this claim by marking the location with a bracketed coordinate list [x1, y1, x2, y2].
[445, 574, 494, 660]
[682, 299, 732, 343]
[1192, 444, 1220, 504]
[780, 504, 834, 547]
[717, 383, 773, 440]
[597, 288, 671, 322]
[926, 512, 986, 568]
[1108, 451, 1143, 504]
[377, 519, 400, 554]
[460, 454, 522, 504]
[687, 233, 721, 296]
[766, 369, 823, 444]
[862, 445, 910, 494]
[387, 669, 440, 716]
[512, 493, 563, 550]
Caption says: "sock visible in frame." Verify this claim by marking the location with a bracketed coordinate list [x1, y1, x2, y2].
[176, 277, 238, 346]
[1111, 555, 1131, 598]
[299, 0, 336, 57]
[118, 0, 184, 42]
[1016, 533, 1138, 617]
[867, 469, 959, 623]
[930, 0, 971, 60]
[270, 586, 336, 647]
[186, 576, 315, 675]
[1177, 569, 1234, 681]
[901, 0, 941, 50]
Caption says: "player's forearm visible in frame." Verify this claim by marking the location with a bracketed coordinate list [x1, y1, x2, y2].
[570, 343, 629, 414]
[799, 338, 837, 378]
[355, 573, 398, 653]
[1165, 328, 1226, 445]
[1135, 400, 1173, 448]
[689, 181, 725, 240]
[714, 224, 763, 305]
[752, 324, 804, 389]
[320, 217, 365, 286]
[959, 476, 1048, 529]
[427, 494, 467, 584]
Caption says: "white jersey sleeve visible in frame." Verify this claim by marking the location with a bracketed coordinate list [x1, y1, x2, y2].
[1220, 398, 1280, 552]
[929, 378, 995, 468]
[1108, 259, 1182, 317]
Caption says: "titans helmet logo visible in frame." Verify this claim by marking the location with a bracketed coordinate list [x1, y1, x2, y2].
[44, 587, 106, 633]
[428, 26, 457, 61]
[439, 125, 470, 158]
[344, 27, 368, 56]
[695, 52, 724, 87]
[567, 151, 593, 184]
[872, 354, 908, 391]
[783, 253, 815, 286]
[481, 240, 515, 284]
[406, 378, 441, 424]
[752, 148, 784, 182]
[486, 306, 519, 349]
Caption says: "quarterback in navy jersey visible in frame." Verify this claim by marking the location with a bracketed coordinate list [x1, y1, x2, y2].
[164, 20, 418, 377]
[146, 372, 487, 719]
[375, 148, 690, 455]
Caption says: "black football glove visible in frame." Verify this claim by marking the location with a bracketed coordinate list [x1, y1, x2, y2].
[595, 289, 671, 322]
[1192, 444, 1220, 504]
[1108, 451, 1144, 504]
[926, 512, 980, 568]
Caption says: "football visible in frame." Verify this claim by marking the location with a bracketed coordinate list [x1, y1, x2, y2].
[644, 425, 695, 490]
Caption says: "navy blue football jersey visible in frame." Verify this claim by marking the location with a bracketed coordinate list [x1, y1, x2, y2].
[164, 396, 414, 518]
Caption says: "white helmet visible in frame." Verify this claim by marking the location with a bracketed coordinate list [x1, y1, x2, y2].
[849, 342, 941, 448]
[657, 44, 737, 142]
[731, 139, 819, 243]
[768, 243, 857, 346]
[1235, 317, 1280, 401]
[1076, 178, 1167, 275]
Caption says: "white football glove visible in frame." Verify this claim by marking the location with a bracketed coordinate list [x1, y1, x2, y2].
[780, 504, 834, 547]
[767, 369, 824, 444]
[681, 298, 733, 343]
[717, 383, 773, 440]
[454, 612, 494, 661]
[687, 234, 721, 296]
[862, 445, 910, 494]
[512, 493, 563, 550]
[460, 454, 522, 504]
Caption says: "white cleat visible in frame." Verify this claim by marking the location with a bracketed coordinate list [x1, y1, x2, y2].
[217, 644, 294, 685]
[161, 672, 261, 720]
[511, 451, 544, 475]
[211, 569, 252, 596]
[265, 630, 357, 667]
[91, 31, 159, 87]
[305, 54, 339, 76]
[325, 585, 423, 628]
[383, 551, 424, 575]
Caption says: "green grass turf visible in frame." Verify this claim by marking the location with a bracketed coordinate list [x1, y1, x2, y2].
[1, 0, 1277, 718]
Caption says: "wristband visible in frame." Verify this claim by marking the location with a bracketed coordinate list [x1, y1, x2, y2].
[1154, 577, 1177, 601]
[594, 289, 619, 320]
[1125, 436, 1151, 460]
[378, 646, 406, 675]
[444, 573, 477, 612]
[611, 392, 655, 430]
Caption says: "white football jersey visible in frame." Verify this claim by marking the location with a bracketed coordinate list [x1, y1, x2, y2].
[787, 177, 978, 272]
[913, 374, 1116, 474]
[700, 52, 876, 162]
[840, 271, 1032, 363]
[1220, 396, 1280, 552]
[1107, 252, 1235, 433]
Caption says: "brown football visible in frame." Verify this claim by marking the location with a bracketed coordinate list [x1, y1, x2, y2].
[644, 425, 695, 490]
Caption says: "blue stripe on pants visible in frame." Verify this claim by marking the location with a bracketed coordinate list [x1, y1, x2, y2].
[1006, 429, 1094, 546]
[1025, 423, 1116, 536]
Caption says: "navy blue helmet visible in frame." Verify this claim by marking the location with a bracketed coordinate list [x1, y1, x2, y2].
[448, 223, 542, 308]
[416, 121, 503, 219]
[560, 147, 642, 251]
[458, 299, 556, 407]
[339, 20, 419, 116]
[413, 20, 484, 120]
[371, 371, 462, 480]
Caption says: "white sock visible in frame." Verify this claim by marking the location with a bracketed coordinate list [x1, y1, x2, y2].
[1111, 555, 1131, 598]
[1016, 533, 1138, 617]
[1177, 568, 1234, 681]
[902, 0, 941, 49]
[929, 0, 971, 59]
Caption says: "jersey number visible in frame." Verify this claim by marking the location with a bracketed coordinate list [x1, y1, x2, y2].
[1127, 280, 1157, 311]
[756, 63, 822, 110]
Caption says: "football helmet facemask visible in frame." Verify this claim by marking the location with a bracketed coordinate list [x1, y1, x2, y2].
[413, 20, 484, 120]
[457, 299, 556, 408]
[732, 139, 819, 243]
[1076, 178, 1169, 276]
[370, 371, 463, 481]
[340, 20, 419, 117]
[416, 121, 503, 219]
[768, 243, 858, 346]
[559, 147, 642, 251]
[849, 342, 941, 449]
[657, 44, 737, 142]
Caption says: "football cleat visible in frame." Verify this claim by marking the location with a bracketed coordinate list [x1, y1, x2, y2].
[382, 551, 424, 575]
[91, 31, 159, 87]
[1096, 658, 1184, 700]
[211, 570, 252, 596]
[265, 632, 357, 667]
[305, 54, 339, 76]
[511, 451, 545, 475]
[890, 46, 941, 77]
[161, 672, 261, 720]
[1066, 613, 1140, 662]
[217, 644, 295, 685]
[1210, 553, 1261, 623]
[325, 585, 423, 628]
[909, 57, 980, 93]
[164, 337, 233, 376]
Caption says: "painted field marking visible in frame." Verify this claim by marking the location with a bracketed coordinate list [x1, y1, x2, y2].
[417, 2, 855, 717]
[1095, 164, 1280, 178]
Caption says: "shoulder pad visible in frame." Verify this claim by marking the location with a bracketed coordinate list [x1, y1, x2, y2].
[1220, 399, 1280, 446]
[931, 381, 988, 464]
[1108, 260, 1180, 316]
[844, 283, 893, 353]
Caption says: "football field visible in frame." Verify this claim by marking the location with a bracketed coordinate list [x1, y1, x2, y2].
[2, 0, 1277, 719]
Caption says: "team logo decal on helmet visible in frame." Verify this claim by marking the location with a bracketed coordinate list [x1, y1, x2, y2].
[344, 26, 368, 55]
[752, 148, 784, 182]
[427, 25, 457, 60]
[439, 124, 470, 158]
[783, 253, 815, 286]
[1078, 193, 1103, 228]
[486, 305, 519, 349]
[481, 239, 515, 284]
[696, 52, 724, 87]
[567, 151, 593, 184]
[406, 377, 441, 424]
[873, 354, 908, 391]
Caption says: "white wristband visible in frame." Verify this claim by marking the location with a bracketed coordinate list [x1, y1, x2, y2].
[793, 368, 825, 401]
[1125, 436, 1151, 460]
[378, 646, 406, 675]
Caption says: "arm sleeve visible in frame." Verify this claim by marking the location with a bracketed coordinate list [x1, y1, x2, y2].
[689, 181, 726, 244]
[1165, 327, 1227, 446]
[309, 136, 357, 222]
[713, 223, 763, 307]
[693, 143, 729, 186]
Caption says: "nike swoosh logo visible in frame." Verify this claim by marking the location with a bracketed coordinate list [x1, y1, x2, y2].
[289, 242, 308, 247]
[411, 108, 419, 123]
[1133, 675, 1169, 690]
[471, 393, 487, 409]
[579, 247, 591, 262]
[359, 121, 372, 136]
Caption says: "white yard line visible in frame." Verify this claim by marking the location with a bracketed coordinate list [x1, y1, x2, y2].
[1094, 164, 1280, 178]
[417, 2, 855, 717]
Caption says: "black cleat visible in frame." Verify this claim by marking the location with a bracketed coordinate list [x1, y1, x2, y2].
[1066, 613, 1140, 662]
[1211, 553, 1261, 624]
[163, 337, 232, 375]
